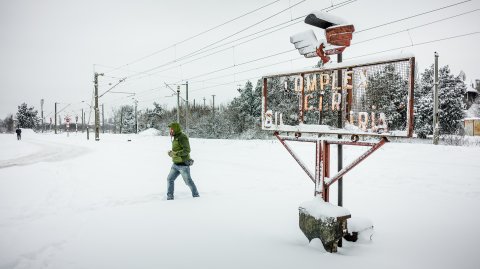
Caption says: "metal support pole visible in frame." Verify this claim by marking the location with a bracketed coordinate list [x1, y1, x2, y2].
[177, 87, 180, 123]
[54, 102, 57, 134]
[336, 53, 344, 206]
[102, 104, 105, 134]
[322, 140, 330, 202]
[134, 100, 138, 134]
[433, 52, 440, 145]
[81, 108, 84, 133]
[212, 95, 216, 116]
[40, 99, 44, 133]
[94, 72, 103, 141]
[186, 81, 189, 134]
[315, 140, 322, 197]
[337, 53, 343, 248]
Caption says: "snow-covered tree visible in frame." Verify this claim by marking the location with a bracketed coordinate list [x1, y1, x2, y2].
[114, 105, 136, 133]
[414, 65, 466, 138]
[227, 81, 259, 134]
[268, 76, 300, 126]
[16, 103, 39, 128]
[139, 102, 165, 131]
[366, 64, 408, 131]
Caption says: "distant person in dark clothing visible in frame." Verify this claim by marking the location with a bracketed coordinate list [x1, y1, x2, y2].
[16, 127, 22, 140]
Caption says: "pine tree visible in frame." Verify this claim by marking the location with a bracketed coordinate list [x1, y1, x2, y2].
[414, 65, 466, 137]
[16, 103, 39, 128]
[116, 105, 136, 133]
[414, 65, 434, 138]
[227, 81, 256, 134]
[439, 66, 466, 134]
[267, 76, 299, 126]
[366, 64, 409, 131]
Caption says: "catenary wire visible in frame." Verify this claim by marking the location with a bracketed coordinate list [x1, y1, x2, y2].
[103, 0, 282, 74]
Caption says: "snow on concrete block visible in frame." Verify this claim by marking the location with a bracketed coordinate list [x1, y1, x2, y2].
[298, 198, 351, 252]
[299, 198, 351, 219]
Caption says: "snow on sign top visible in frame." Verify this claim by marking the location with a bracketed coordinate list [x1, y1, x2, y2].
[299, 198, 351, 219]
[263, 52, 415, 77]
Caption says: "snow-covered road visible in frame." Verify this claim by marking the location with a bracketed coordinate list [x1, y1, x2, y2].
[0, 131, 479, 269]
[0, 135, 90, 169]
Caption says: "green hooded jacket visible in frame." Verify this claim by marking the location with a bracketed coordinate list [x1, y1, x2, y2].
[168, 122, 191, 164]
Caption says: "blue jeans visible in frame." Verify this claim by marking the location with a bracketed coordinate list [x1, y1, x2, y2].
[167, 164, 199, 198]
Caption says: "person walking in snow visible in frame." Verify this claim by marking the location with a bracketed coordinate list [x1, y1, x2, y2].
[166, 122, 199, 200]
[15, 127, 22, 140]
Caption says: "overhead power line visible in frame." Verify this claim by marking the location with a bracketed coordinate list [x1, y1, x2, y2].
[355, 0, 472, 33]
[108, 28, 478, 107]
[104, 0, 282, 74]
[107, 19, 475, 107]
[180, 31, 480, 93]
[129, 0, 307, 78]
[347, 31, 480, 60]
[127, 20, 303, 83]
[97, 0, 476, 108]
[185, 48, 296, 82]
[353, 8, 480, 45]
[102, 0, 468, 90]
[115, 0, 356, 82]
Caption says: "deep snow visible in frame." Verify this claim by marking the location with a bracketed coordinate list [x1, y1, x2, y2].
[0, 131, 479, 269]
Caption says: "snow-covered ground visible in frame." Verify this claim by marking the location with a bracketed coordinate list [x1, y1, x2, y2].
[1, 131, 479, 269]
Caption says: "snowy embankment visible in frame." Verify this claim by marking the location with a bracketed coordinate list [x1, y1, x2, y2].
[0, 131, 479, 269]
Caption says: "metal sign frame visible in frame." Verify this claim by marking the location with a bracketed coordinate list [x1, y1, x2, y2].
[262, 56, 415, 138]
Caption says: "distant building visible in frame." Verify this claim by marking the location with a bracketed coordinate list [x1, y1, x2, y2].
[465, 79, 480, 109]
[466, 85, 478, 108]
[463, 118, 480, 136]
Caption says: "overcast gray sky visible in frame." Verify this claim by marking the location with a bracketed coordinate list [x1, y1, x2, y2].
[1, 0, 479, 121]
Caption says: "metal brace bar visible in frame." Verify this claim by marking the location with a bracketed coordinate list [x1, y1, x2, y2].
[325, 137, 387, 187]
[274, 132, 315, 183]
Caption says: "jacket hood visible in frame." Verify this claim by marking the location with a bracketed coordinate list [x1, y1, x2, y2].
[168, 122, 182, 135]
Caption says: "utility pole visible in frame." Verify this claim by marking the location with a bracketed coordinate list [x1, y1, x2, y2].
[177, 86, 180, 123]
[203, 97, 206, 108]
[185, 81, 189, 134]
[212, 95, 216, 116]
[94, 72, 104, 141]
[54, 102, 57, 134]
[433, 52, 440, 145]
[81, 109, 84, 133]
[134, 99, 138, 134]
[102, 104, 105, 134]
[58, 115, 62, 132]
[193, 99, 196, 109]
[120, 107, 124, 134]
[337, 53, 343, 248]
[40, 99, 44, 133]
